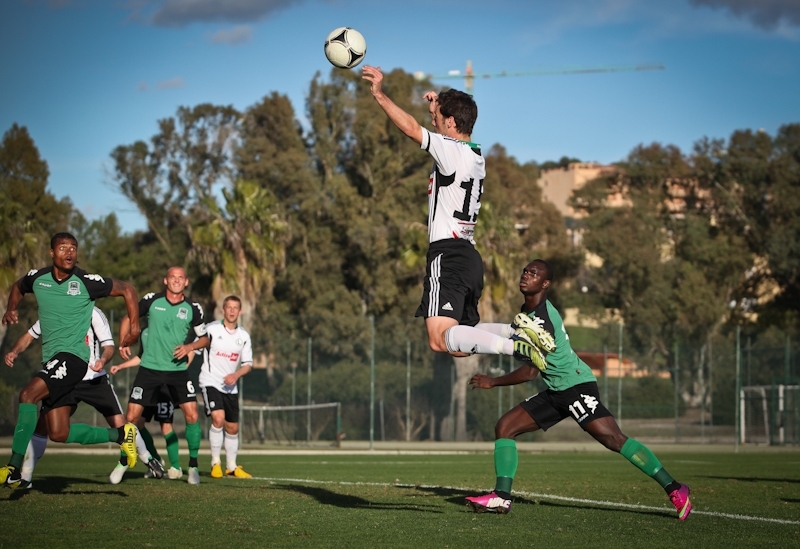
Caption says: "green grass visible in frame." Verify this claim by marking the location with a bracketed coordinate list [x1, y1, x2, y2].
[2, 451, 799, 548]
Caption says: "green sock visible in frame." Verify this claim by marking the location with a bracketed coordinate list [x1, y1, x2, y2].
[185, 422, 201, 459]
[494, 438, 518, 496]
[164, 431, 180, 469]
[139, 426, 161, 462]
[65, 424, 117, 445]
[10, 403, 39, 467]
[620, 438, 675, 489]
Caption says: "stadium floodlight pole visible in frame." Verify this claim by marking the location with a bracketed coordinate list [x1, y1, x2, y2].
[701, 336, 706, 444]
[709, 336, 714, 443]
[406, 341, 411, 442]
[291, 363, 296, 441]
[449, 362, 457, 441]
[369, 316, 375, 450]
[617, 322, 623, 426]
[603, 344, 608, 405]
[746, 336, 752, 387]
[497, 354, 503, 420]
[674, 341, 680, 443]
[238, 376, 244, 447]
[735, 325, 741, 453]
[307, 337, 312, 444]
[786, 334, 791, 381]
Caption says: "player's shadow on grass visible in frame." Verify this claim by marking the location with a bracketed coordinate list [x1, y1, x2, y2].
[702, 475, 800, 484]
[276, 483, 442, 513]
[411, 485, 675, 520]
[3, 476, 128, 500]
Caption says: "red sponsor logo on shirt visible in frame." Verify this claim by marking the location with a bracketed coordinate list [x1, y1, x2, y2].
[215, 351, 239, 362]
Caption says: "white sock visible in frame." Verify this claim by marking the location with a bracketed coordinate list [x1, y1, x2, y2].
[135, 430, 152, 462]
[445, 325, 514, 355]
[475, 322, 515, 338]
[21, 434, 48, 482]
[224, 432, 239, 471]
[209, 426, 224, 466]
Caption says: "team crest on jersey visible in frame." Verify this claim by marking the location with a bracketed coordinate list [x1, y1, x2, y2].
[177, 307, 188, 320]
[236, 338, 243, 346]
[67, 281, 81, 296]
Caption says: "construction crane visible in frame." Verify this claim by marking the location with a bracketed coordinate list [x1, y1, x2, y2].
[414, 60, 665, 95]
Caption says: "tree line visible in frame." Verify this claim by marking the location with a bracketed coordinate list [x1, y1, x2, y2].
[1, 67, 797, 439]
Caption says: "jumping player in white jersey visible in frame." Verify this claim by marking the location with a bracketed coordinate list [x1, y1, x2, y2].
[199, 295, 253, 479]
[362, 66, 542, 365]
[4, 307, 164, 486]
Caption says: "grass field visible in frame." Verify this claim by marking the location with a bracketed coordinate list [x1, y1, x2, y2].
[1, 449, 799, 548]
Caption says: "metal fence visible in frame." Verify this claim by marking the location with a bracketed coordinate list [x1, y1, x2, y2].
[2, 312, 799, 447]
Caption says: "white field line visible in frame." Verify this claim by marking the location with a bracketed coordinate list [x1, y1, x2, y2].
[253, 476, 800, 526]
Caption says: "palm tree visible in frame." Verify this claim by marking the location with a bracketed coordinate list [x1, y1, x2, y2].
[190, 179, 288, 329]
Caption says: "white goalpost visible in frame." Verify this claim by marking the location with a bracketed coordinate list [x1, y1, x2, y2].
[240, 402, 342, 445]
[740, 384, 799, 445]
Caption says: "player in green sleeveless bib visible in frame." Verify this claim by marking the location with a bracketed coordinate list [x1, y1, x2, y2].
[465, 259, 692, 520]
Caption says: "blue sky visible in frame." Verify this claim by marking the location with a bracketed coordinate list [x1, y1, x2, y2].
[2, 0, 799, 233]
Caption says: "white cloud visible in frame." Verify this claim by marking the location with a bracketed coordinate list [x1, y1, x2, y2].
[208, 25, 252, 44]
[691, 0, 800, 30]
[141, 0, 307, 27]
[156, 77, 185, 89]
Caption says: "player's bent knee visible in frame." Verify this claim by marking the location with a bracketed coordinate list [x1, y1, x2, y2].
[48, 430, 69, 443]
[19, 385, 46, 404]
[106, 415, 126, 429]
[495, 419, 518, 439]
[427, 339, 449, 353]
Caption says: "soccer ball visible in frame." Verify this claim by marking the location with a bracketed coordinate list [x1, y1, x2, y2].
[324, 27, 367, 69]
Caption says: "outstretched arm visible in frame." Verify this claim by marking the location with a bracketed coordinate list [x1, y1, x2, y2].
[1, 278, 25, 326]
[110, 279, 139, 347]
[362, 65, 424, 144]
[4, 331, 35, 367]
[110, 355, 141, 375]
[91, 344, 116, 373]
[469, 364, 540, 390]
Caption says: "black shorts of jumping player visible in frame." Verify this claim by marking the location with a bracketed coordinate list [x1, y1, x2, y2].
[415, 239, 484, 325]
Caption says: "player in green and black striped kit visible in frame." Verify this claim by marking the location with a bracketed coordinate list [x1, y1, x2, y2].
[0, 232, 141, 488]
[117, 266, 209, 484]
[465, 259, 693, 520]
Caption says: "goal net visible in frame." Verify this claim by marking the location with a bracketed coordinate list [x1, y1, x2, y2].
[740, 384, 799, 445]
[241, 402, 342, 446]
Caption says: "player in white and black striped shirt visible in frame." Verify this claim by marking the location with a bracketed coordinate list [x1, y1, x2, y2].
[362, 66, 540, 365]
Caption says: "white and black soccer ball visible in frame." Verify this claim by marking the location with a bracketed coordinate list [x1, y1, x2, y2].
[324, 27, 367, 69]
